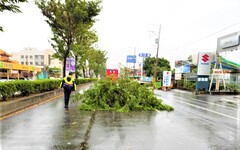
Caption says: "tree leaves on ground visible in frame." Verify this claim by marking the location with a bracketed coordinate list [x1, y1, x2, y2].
[71, 77, 174, 112]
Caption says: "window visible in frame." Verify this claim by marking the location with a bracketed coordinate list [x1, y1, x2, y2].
[41, 55, 44, 59]
[25, 55, 28, 58]
[21, 62, 24, 64]
[21, 55, 24, 59]
[30, 56, 33, 59]
[36, 62, 39, 65]
[41, 62, 44, 66]
[25, 62, 28, 65]
[30, 62, 33, 65]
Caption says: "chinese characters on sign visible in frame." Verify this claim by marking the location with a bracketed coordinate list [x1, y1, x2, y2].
[163, 71, 172, 87]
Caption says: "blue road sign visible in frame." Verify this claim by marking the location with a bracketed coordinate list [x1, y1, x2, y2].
[127, 55, 136, 63]
[139, 53, 151, 57]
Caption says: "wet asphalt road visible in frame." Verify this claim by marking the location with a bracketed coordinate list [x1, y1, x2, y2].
[0, 85, 239, 150]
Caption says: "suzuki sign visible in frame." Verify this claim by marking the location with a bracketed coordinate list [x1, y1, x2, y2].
[197, 52, 212, 76]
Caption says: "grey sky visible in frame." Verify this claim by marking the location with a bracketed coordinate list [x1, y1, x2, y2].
[0, 0, 239, 69]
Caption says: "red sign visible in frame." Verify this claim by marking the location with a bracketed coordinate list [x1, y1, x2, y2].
[202, 54, 209, 62]
[106, 69, 118, 80]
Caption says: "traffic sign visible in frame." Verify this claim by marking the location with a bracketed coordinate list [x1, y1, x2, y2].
[139, 53, 151, 57]
[127, 55, 136, 63]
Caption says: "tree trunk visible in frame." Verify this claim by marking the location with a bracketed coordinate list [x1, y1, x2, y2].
[63, 57, 67, 77]
[83, 68, 86, 78]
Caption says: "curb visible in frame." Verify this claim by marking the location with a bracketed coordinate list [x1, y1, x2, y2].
[0, 83, 92, 120]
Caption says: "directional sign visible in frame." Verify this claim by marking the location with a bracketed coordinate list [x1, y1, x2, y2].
[138, 53, 151, 57]
[127, 55, 136, 63]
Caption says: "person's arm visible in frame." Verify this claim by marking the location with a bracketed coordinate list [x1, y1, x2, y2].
[60, 79, 65, 88]
[73, 81, 76, 91]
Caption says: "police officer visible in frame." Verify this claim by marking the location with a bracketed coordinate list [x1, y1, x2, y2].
[60, 72, 76, 108]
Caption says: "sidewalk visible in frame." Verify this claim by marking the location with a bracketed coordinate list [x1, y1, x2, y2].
[0, 83, 92, 118]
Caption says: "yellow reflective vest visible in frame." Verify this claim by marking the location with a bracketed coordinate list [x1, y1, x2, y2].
[60, 76, 76, 91]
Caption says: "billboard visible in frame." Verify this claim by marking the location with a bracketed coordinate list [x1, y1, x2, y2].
[106, 69, 118, 80]
[163, 71, 172, 87]
[217, 31, 240, 52]
[175, 65, 190, 73]
[182, 64, 190, 73]
[197, 52, 212, 76]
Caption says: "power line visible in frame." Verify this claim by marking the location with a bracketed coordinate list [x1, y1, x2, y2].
[166, 23, 238, 52]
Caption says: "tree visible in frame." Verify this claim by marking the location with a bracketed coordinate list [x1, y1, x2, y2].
[143, 57, 171, 79]
[87, 48, 107, 78]
[0, 0, 28, 31]
[35, 0, 101, 77]
[72, 24, 99, 78]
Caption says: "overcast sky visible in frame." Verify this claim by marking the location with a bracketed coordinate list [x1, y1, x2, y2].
[0, 0, 239, 69]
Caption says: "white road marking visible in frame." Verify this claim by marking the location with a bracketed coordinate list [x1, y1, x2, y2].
[220, 98, 240, 104]
[189, 98, 238, 110]
[174, 99, 238, 121]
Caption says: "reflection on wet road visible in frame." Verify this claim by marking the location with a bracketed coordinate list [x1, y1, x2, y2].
[0, 87, 239, 150]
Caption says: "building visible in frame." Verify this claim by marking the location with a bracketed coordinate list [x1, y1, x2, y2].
[0, 49, 41, 80]
[11, 48, 63, 77]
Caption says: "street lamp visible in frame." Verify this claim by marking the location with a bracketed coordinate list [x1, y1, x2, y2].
[153, 24, 161, 81]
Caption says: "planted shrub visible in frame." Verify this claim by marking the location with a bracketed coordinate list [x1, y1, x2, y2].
[0, 78, 94, 101]
[71, 78, 174, 112]
[14, 80, 34, 96]
[0, 82, 17, 100]
[226, 83, 240, 92]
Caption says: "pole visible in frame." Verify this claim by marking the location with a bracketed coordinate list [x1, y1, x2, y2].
[154, 24, 161, 81]
[141, 57, 144, 81]
[133, 47, 136, 77]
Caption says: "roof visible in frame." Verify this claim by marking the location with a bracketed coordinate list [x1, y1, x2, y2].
[0, 49, 12, 57]
[212, 56, 240, 71]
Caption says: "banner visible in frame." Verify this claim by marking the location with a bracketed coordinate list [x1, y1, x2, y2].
[163, 71, 172, 87]
[66, 58, 75, 72]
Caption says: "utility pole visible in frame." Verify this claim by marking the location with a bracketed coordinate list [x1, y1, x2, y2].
[133, 47, 136, 77]
[154, 24, 161, 81]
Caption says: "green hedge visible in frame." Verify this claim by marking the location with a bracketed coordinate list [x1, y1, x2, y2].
[0, 78, 95, 101]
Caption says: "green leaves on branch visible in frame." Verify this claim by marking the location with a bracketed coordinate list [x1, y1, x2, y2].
[35, 0, 102, 77]
[72, 78, 174, 112]
[0, 0, 28, 13]
[0, 0, 28, 31]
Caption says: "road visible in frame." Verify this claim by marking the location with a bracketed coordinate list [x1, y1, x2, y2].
[0, 86, 239, 150]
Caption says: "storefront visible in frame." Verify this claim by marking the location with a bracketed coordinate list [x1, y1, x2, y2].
[0, 61, 41, 80]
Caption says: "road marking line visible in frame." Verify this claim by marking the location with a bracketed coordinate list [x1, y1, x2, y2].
[220, 98, 240, 104]
[189, 98, 238, 110]
[174, 99, 238, 121]
[0, 94, 63, 121]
